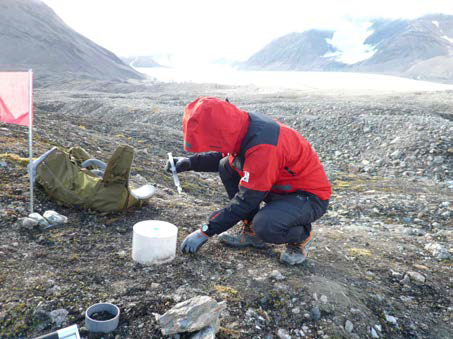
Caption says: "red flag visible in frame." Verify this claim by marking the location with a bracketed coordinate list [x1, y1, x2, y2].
[0, 72, 33, 126]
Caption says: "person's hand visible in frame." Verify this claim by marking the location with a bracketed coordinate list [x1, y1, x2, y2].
[166, 157, 191, 173]
[181, 230, 209, 253]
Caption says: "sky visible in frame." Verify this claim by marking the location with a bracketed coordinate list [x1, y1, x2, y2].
[41, 0, 453, 66]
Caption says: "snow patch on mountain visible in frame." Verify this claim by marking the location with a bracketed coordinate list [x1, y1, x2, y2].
[323, 21, 376, 64]
[441, 35, 453, 44]
[432, 20, 440, 28]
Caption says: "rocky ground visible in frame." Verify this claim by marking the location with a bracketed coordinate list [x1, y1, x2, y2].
[0, 79, 452, 338]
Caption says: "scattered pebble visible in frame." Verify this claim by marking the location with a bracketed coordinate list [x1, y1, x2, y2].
[311, 306, 321, 321]
[425, 243, 452, 260]
[49, 309, 69, 327]
[345, 320, 354, 333]
[406, 271, 426, 284]
[385, 314, 398, 325]
[270, 270, 285, 281]
[370, 327, 379, 338]
[277, 328, 291, 339]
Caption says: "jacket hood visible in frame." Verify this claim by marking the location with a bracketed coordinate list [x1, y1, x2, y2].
[183, 97, 250, 153]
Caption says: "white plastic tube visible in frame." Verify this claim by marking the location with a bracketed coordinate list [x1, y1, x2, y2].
[167, 152, 182, 194]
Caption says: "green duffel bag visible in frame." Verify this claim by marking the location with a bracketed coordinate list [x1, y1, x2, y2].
[33, 145, 154, 212]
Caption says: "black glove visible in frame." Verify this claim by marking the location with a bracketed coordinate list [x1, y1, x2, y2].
[166, 157, 191, 173]
[181, 230, 209, 253]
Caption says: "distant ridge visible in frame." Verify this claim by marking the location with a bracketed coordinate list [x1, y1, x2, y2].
[242, 14, 453, 83]
[242, 30, 345, 71]
[0, 0, 144, 82]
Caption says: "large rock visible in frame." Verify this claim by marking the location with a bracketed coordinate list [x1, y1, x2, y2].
[158, 296, 226, 335]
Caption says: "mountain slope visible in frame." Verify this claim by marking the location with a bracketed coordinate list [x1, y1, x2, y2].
[354, 15, 453, 75]
[0, 0, 144, 81]
[242, 30, 345, 71]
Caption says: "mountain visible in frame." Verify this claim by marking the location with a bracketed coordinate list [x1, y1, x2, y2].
[242, 14, 453, 83]
[353, 14, 453, 82]
[121, 56, 161, 68]
[0, 0, 144, 82]
[242, 30, 345, 71]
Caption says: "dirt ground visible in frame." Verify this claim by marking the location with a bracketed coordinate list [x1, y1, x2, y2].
[0, 80, 452, 338]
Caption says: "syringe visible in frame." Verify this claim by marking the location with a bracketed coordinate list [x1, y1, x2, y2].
[167, 152, 182, 194]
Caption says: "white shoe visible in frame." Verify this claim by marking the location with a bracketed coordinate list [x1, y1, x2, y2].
[28, 147, 58, 184]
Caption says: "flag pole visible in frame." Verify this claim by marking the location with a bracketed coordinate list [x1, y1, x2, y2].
[28, 69, 33, 214]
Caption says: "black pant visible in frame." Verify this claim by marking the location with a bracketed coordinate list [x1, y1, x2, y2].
[219, 157, 329, 244]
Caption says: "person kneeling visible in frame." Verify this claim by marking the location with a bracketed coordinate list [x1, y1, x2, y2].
[169, 97, 331, 265]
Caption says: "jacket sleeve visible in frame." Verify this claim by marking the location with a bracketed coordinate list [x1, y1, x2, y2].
[204, 145, 279, 236]
[205, 186, 267, 236]
[188, 152, 223, 172]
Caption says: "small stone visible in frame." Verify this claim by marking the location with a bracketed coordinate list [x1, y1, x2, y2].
[277, 328, 291, 339]
[400, 296, 414, 303]
[385, 314, 397, 325]
[79, 327, 89, 336]
[390, 137, 401, 144]
[370, 327, 379, 338]
[390, 269, 402, 278]
[312, 306, 321, 321]
[345, 320, 354, 333]
[291, 307, 300, 314]
[117, 250, 127, 258]
[432, 156, 443, 165]
[43, 210, 68, 225]
[21, 217, 39, 229]
[270, 270, 285, 280]
[407, 271, 426, 284]
[0, 161, 7, 167]
[441, 211, 451, 218]
[49, 308, 69, 327]
[390, 150, 401, 159]
[320, 295, 328, 304]
[28, 212, 50, 228]
[431, 222, 440, 228]
[400, 275, 411, 285]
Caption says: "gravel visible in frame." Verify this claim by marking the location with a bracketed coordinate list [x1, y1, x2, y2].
[0, 80, 451, 338]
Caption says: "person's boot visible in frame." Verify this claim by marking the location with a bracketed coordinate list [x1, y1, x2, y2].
[280, 231, 315, 265]
[218, 221, 267, 248]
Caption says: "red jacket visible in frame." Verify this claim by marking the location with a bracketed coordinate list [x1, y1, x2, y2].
[183, 97, 331, 235]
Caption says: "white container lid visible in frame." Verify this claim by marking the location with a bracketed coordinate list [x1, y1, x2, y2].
[133, 220, 177, 238]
